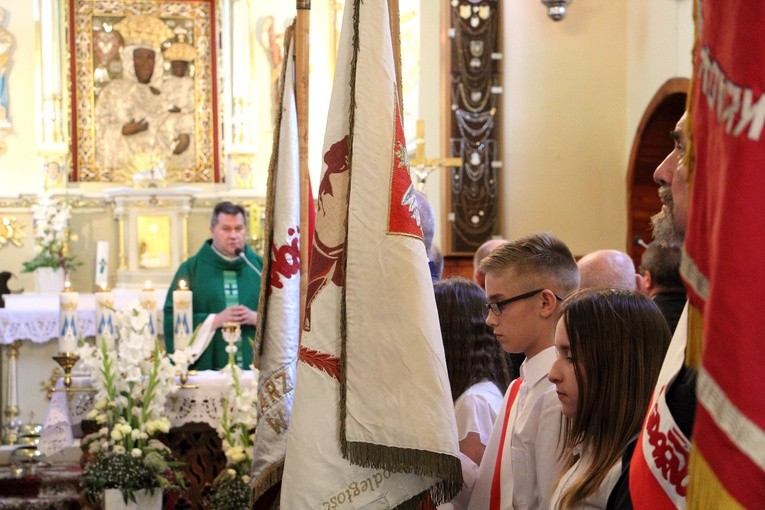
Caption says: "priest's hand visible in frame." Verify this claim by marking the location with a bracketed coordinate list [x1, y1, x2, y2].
[213, 305, 258, 329]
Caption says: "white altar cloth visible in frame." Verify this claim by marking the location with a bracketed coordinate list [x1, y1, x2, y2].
[0, 290, 167, 344]
[39, 370, 258, 455]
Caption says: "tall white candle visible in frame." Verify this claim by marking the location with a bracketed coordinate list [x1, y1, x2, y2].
[95, 241, 110, 289]
[140, 280, 157, 340]
[58, 283, 79, 353]
[94, 283, 115, 349]
[173, 279, 193, 350]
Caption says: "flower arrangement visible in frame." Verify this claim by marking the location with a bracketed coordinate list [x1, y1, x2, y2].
[206, 339, 259, 510]
[22, 193, 80, 273]
[78, 303, 191, 505]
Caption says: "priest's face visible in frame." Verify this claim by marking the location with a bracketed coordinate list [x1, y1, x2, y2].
[211, 212, 246, 258]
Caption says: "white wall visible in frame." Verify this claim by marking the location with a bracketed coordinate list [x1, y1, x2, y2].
[626, 0, 693, 149]
[500, 0, 628, 255]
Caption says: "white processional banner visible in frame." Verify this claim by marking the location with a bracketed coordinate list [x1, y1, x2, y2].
[280, 0, 462, 508]
[250, 25, 301, 500]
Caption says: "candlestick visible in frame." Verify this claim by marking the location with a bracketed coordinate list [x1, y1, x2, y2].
[139, 280, 157, 339]
[52, 353, 80, 391]
[58, 283, 78, 353]
[94, 283, 115, 349]
[95, 241, 109, 289]
[173, 279, 193, 350]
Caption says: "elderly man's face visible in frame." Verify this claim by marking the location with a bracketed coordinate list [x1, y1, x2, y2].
[651, 112, 689, 245]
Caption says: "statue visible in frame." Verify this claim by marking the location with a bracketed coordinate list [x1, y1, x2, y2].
[0, 8, 15, 146]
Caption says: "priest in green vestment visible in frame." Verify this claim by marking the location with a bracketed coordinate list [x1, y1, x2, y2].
[163, 201, 263, 370]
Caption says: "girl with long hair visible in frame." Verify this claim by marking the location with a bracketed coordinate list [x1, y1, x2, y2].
[434, 277, 512, 465]
[548, 289, 671, 508]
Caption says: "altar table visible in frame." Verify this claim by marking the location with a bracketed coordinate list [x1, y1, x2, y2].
[39, 370, 257, 509]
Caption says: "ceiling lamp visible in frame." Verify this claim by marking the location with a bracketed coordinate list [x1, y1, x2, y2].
[541, 0, 572, 21]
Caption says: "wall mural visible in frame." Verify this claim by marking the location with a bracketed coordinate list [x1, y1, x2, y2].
[447, 0, 501, 254]
[0, 7, 14, 154]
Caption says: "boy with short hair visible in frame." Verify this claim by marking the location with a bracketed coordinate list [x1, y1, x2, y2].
[468, 232, 579, 510]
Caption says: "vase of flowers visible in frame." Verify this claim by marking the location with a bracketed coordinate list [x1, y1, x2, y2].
[22, 193, 80, 292]
[77, 304, 191, 508]
[103, 487, 163, 510]
[206, 339, 259, 510]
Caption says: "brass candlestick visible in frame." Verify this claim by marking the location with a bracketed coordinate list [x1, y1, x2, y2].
[51, 352, 85, 392]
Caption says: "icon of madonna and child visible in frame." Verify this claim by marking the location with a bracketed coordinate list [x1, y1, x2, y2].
[93, 14, 198, 179]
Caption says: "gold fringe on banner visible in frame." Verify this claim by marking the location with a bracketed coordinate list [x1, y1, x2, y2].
[336, 1, 463, 506]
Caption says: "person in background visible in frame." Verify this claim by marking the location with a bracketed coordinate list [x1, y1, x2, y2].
[468, 232, 579, 510]
[434, 277, 511, 509]
[637, 241, 686, 332]
[435, 277, 510, 465]
[577, 249, 639, 291]
[472, 238, 507, 290]
[471, 237, 522, 379]
[163, 201, 263, 370]
[413, 189, 442, 281]
[548, 289, 670, 509]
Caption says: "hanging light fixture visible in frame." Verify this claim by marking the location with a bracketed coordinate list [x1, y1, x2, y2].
[541, 0, 572, 21]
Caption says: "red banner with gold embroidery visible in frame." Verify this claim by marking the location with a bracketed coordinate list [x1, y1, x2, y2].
[684, 2, 765, 508]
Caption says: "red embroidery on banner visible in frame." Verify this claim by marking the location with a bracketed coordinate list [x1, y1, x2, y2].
[304, 136, 350, 329]
[267, 226, 301, 296]
[388, 101, 423, 238]
[299, 345, 341, 381]
[645, 400, 690, 497]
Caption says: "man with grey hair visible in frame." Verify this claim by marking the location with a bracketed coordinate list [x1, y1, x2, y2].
[577, 249, 639, 291]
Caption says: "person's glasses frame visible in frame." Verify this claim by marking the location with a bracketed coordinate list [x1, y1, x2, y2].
[485, 288, 563, 317]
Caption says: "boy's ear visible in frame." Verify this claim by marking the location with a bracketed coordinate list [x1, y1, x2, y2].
[539, 289, 560, 319]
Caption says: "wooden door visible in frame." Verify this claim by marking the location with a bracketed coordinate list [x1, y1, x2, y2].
[626, 78, 689, 266]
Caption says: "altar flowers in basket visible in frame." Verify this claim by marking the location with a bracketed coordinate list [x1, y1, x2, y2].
[77, 302, 191, 506]
[207, 340, 259, 510]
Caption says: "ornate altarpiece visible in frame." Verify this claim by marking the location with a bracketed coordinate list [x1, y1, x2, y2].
[69, 0, 220, 184]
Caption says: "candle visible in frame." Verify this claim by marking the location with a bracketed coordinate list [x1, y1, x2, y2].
[94, 282, 115, 349]
[139, 280, 157, 339]
[58, 282, 79, 353]
[95, 241, 110, 289]
[172, 279, 193, 350]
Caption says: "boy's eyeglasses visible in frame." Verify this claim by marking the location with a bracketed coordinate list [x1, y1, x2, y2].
[485, 288, 563, 317]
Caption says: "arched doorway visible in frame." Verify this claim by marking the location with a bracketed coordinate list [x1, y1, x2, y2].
[626, 77, 689, 266]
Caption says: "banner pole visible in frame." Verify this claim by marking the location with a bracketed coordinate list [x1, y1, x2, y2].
[296, 2, 311, 334]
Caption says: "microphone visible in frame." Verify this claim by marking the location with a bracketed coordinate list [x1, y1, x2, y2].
[235, 247, 262, 277]
[633, 236, 649, 249]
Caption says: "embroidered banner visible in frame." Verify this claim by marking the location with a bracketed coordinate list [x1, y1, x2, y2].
[250, 25, 302, 501]
[280, 0, 462, 507]
[685, 2, 765, 507]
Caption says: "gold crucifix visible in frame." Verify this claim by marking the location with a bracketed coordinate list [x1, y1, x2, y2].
[408, 119, 462, 190]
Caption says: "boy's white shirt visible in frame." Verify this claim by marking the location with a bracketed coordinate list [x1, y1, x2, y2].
[468, 346, 564, 510]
